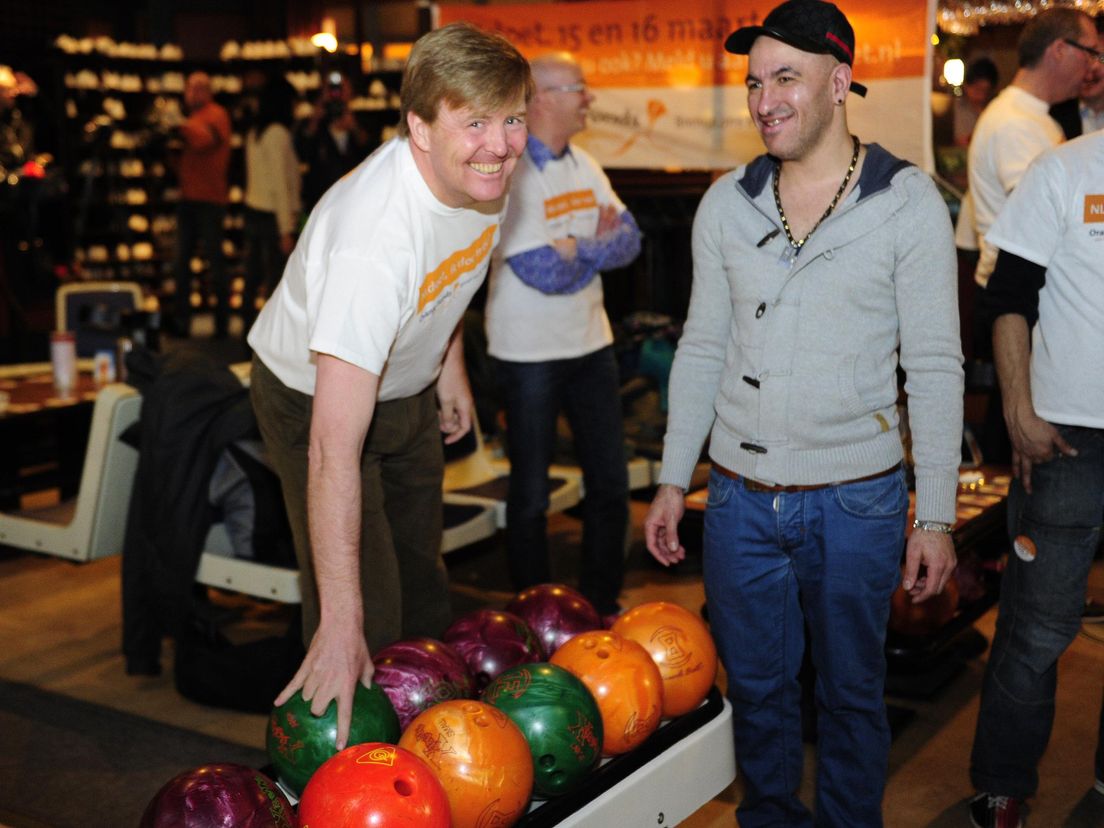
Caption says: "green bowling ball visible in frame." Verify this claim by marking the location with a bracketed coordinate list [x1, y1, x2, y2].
[482, 662, 603, 798]
[266, 682, 401, 796]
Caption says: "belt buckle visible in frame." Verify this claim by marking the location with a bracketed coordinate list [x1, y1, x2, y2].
[743, 477, 776, 493]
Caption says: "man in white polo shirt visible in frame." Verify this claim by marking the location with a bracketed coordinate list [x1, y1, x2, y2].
[968, 129, 1104, 828]
[247, 23, 531, 749]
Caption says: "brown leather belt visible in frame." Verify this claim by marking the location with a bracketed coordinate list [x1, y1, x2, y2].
[712, 461, 903, 493]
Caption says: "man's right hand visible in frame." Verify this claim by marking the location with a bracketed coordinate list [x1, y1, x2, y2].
[1005, 406, 1076, 494]
[274, 620, 375, 751]
[644, 484, 687, 566]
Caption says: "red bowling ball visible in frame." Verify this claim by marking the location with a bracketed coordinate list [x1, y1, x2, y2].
[506, 583, 602, 656]
[443, 609, 543, 689]
[298, 742, 450, 828]
[139, 763, 295, 828]
[372, 637, 475, 730]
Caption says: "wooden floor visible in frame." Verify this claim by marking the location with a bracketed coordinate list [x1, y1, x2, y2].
[2, 500, 1104, 827]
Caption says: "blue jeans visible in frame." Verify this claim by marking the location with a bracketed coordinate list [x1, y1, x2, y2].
[492, 346, 628, 615]
[703, 466, 907, 827]
[970, 424, 1104, 798]
[174, 200, 227, 335]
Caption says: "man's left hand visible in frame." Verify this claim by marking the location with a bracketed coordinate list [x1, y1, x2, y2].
[902, 529, 956, 603]
[436, 366, 474, 445]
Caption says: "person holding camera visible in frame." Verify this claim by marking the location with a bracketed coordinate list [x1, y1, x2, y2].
[294, 74, 372, 213]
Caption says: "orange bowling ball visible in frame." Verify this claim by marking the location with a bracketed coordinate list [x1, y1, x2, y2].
[550, 630, 663, 755]
[889, 572, 960, 637]
[612, 601, 718, 717]
[398, 699, 533, 828]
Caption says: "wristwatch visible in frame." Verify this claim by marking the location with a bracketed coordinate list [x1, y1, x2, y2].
[912, 519, 953, 534]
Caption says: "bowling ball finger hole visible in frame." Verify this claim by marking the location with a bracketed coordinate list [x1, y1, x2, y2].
[474, 715, 490, 727]
[394, 779, 414, 797]
[539, 754, 556, 768]
[596, 649, 610, 659]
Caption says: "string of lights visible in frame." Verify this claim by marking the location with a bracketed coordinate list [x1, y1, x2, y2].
[938, 0, 1104, 36]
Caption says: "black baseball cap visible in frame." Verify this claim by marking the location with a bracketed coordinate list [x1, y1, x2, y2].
[725, 0, 868, 97]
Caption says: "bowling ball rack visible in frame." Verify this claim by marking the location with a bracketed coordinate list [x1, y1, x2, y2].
[517, 686, 726, 827]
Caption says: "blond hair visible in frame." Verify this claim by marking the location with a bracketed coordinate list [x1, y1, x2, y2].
[398, 22, 532, 137]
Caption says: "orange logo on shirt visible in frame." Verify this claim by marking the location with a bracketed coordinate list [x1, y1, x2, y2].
[1084, 194, 1104, 223]
[544, 189, 597, 220]
[418, 225, 497, 312]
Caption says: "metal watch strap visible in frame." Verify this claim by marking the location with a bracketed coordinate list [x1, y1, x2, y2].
[912, 519, 953, 534]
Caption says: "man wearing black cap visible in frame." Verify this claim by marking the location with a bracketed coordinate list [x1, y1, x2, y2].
[645, 1, 964, 825]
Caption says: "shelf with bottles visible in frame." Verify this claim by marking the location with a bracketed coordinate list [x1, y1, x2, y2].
[52, 34, 406, 297]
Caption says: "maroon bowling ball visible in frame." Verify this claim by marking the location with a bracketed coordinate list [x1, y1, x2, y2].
[372, 637, 475, 730]
[139, 763, 295, 828]
[506, 583, 602, 657]
[442, 609, 543, 689]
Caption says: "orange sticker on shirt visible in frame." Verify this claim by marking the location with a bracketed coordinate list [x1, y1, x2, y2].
[544, 189, 597, 220]
[418, 225, 497, 312]
[1084, 194, 1104, 223]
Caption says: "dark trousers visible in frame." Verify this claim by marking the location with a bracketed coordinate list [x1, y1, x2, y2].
[241, 207, 285, 337]
[249, 356, 452, 651]
[493, 345, 628, 615]
[971, 425, 1104, 797]
[173, 200, 227, 336]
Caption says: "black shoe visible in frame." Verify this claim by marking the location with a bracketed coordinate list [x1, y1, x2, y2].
[969, 792, 1023, 828]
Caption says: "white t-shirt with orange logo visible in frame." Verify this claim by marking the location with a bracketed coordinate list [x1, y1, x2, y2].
[486, 144, 623, 361]
[248, 137, 503, 401]
[986, 131, 1104, 428]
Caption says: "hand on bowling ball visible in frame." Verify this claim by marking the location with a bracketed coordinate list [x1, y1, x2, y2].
[644, 484, 687, 566]
[902, 530, 956, 604]
[274, 615, 375, 751]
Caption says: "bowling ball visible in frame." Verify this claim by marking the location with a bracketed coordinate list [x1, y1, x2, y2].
[372, 637, 475, 730]
[889, 573, 960, 637]
[139, 763, 295, 828]
[482, 663, 603, 799]
[298, 742, 449, 828]
[611, 601, 718, 717]
[550, 629, 663, 755]
[266, 682, 401, 795]
[443, 609, 543, 689]
[506, 583, 602, 656]
[399, 699, 534, 828]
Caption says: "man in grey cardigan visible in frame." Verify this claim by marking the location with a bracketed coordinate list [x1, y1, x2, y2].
[644, 1, 964, 825]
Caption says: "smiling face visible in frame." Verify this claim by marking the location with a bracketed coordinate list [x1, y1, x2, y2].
[745, 36, 847, 161]
[408, 97, 528, 208]
[531, 57, 595, 142]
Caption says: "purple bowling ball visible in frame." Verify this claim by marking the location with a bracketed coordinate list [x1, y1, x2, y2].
[442, 609, 543, 688]
[139, 763, 295, 828]
[506, 583, 602, 656]
[372, 637, 475, 730]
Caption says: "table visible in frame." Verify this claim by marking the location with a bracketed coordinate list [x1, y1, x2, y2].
[0, 368, 100, 509]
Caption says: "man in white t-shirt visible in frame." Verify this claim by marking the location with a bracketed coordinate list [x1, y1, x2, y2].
[486, 53, 641, 619]
[967, 131, 1104, 828]
[247, 23, 531, 749]
[964, 8, 1098, 291]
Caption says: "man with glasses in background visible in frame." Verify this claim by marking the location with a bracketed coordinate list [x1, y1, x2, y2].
[485, 52, 642, 622]
[1050, 16, 1104, 139]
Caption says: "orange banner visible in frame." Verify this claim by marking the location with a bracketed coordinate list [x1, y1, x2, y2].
[437, 0, 925, 88]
